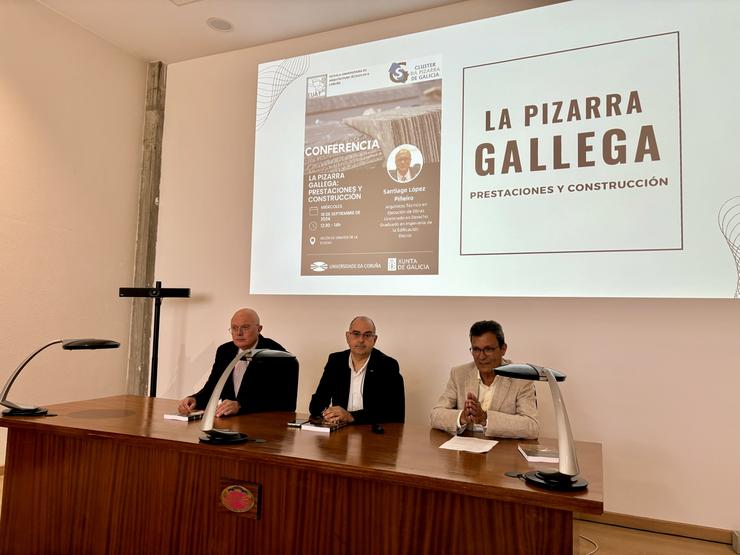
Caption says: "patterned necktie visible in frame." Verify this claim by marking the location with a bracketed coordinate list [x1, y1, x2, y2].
[232, 358, 248, 394]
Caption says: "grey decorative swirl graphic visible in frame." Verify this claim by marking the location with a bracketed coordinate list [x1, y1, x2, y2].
[256, 56, 310, 129]
[718, 196, 740, 298]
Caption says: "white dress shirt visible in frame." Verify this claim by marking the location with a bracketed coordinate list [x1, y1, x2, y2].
[347, 352, 370, 412]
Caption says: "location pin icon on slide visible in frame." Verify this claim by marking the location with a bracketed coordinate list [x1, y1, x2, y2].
[309, 236, 316, 246]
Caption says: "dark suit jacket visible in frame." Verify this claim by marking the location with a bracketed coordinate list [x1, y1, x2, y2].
[191, 335, 298, 413]
[308, 348, 405, 424]
[392, 165, 421, 182]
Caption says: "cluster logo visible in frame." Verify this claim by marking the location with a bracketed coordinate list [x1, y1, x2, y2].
[306, 74, 327, 98]
[389, 62, 408, 83]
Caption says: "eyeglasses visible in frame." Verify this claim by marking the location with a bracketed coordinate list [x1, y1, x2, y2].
[470, 347, 498, 356]
[229, 325, 255, 335]
[348, 331, 376, 340]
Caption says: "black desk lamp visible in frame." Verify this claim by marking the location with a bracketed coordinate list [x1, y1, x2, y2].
[496, 363, 588, 491]
[1, 339, 120, 416]
[199, 348, 296, 445]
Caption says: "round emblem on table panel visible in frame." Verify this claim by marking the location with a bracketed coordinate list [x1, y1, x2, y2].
[220, 485, 255, 513]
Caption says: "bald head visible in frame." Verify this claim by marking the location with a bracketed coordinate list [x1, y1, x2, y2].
[345, 315, 377, 362]
[229, 308, 262, 349]
[233, 308, 260, 325]
[348, 315, 375, 333]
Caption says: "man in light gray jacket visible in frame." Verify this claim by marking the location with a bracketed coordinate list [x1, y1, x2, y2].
[430, 320, 539, 439]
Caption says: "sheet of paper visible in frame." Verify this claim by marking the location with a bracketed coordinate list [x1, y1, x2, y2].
[439, 436, 498, 453]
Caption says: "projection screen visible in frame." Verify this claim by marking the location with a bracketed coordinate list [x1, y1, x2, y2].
[252, 0, 740, 298]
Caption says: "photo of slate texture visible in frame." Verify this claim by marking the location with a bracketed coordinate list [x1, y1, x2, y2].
[304, 80, 441, 175]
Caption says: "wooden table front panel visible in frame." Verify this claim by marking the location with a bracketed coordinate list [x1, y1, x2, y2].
[1, 429, 571, 555]
[0, 396, 601, 555]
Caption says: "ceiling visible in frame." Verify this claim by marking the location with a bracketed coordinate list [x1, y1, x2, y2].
[37, 0, 467, 64]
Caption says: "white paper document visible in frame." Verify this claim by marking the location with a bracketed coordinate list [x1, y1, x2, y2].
[439, 436, 498, 453]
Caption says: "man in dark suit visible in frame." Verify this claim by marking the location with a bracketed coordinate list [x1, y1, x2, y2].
[177, 308, 298, 417]
[309, 316, 405, 425]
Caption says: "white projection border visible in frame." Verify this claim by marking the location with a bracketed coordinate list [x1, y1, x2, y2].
[251, 0, 740, 299]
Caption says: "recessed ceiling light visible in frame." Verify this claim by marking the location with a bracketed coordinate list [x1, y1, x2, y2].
[206, 17, 234, 32]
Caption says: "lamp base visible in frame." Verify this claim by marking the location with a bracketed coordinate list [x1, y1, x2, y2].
[199, 430, 249, 445]
[2, 406, 48, 417]
[524, 469, 588, 491]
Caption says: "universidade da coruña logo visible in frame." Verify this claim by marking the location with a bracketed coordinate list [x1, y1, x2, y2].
[389, 62, 408, 83]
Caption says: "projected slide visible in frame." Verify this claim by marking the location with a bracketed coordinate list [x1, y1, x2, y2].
[301, 59, 441, 276]
[252, 0, 740, 298]
[461, 33, 680, 255]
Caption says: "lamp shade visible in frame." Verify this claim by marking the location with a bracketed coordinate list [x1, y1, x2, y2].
[61, 339, 120, 350]
[495, 363, 566, 382]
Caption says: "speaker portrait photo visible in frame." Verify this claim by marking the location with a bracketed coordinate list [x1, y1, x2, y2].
[387, 144, 423, 183]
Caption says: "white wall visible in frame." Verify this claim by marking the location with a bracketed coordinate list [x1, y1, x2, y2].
[155, 0, 739, 531]
[0, 2, 147, 460]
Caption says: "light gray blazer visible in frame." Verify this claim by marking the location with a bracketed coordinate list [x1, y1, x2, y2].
[430, 361, 539, 439]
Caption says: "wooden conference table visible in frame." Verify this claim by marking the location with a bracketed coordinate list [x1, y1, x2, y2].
[0, 395, 602, 555]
